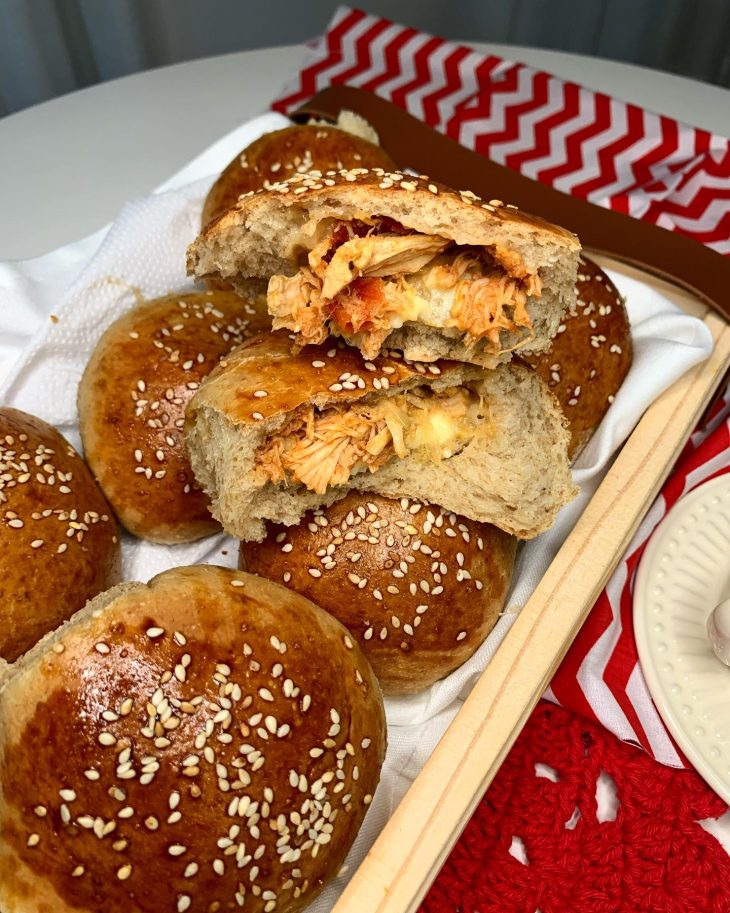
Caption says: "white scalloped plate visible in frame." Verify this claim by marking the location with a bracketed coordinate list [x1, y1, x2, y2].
[634, 474, 730, 799]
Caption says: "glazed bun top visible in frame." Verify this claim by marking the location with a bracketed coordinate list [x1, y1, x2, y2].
[201, 122, 397, 227]
[187, 330, 473, 435]
[0, 407, 120, 662]
[78, 290, 271, 544]
[240, 492, 517, 695]
[0, 565, 386, 913]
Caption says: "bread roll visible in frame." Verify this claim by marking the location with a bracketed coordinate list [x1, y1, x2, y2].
[240, 493, 517, 694]
[78, 290, 270, 543]
[0, 565, 385, 913]
[185, 332, 576, 542]
[0, 407, 120, 662]
[202, 122, 396, 228]
[188, 169, 580, 367]
[524, 256, 632, 457]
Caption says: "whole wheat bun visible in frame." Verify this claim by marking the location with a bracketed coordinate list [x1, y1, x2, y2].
[202, 122, 396, 228]
[240, 493, 517, 694]
[78, 290, 270, 544]
[0, 564, 385, 913]
[524, 256, 632, 458]
[188, 169, 580, 366]
[0, 408, 120, 662]
[185, 332, 577, 542]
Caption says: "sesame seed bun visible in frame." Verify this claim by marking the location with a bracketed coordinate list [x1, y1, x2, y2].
[0, 408, 121, 662]
[201, 124, 397, 228]
[185, 331, 576, 542]
[0, 564, 385, 913]
[523, 256, 632, 458]
[239, 493, 517, 695]
[77, 290, 271, 544]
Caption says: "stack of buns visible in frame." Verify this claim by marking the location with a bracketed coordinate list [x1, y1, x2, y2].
[186, 161, 633, 697]
[0, 115, 633, 913]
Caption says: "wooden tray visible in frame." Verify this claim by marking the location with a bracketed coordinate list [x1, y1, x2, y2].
[289, 88, 730, 913]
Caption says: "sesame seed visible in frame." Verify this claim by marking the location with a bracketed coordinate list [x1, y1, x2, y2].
[146, 627, 164, 638]
[117, 864, 132, 880]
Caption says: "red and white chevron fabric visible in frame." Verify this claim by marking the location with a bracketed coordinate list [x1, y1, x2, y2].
[272, 6, 730, 256]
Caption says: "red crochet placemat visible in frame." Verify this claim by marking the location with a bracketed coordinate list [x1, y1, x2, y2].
[421, 702, 730, 913]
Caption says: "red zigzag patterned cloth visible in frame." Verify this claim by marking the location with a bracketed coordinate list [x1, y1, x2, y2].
[273, 6, 730, 770]
[273, 6, 730, 255]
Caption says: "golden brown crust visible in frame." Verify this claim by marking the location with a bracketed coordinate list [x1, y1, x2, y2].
[523, 257, 632, 458]
[0, 565, 385, 913]
[240, 493, 517, 694]
[202, 125, 397, 228]
[78, 290, 271, 543]
[0, 408, 120, 662]
[188, 329, 474, 433]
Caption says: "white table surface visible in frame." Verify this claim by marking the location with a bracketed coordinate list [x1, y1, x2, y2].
[1, 42, 730, 261]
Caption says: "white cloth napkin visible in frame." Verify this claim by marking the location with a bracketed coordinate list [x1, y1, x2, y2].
[0, 112, 714, 910]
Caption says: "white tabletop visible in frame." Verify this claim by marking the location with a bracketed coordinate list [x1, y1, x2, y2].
[1, 42, 729, 261]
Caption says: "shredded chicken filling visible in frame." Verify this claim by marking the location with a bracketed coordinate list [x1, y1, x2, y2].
[267, 219, 542, 356]
[256, 386, 482, 494]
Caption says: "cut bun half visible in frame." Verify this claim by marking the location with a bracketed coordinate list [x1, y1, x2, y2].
[188, 169, 580, 367]
[185, 332, 577, 541]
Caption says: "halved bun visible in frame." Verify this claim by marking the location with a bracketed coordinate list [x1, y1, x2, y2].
[188, 169, 580, 366]
[185, 332, 576, 541]
[240, 493, 517, 694]
[0, 565, 385, 913]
